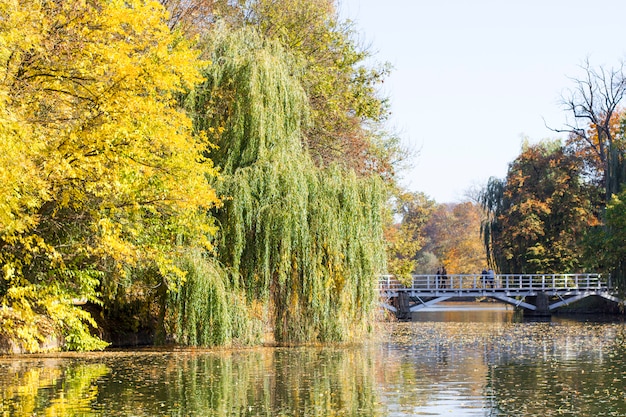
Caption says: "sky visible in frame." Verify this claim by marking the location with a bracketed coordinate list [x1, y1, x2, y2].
[339, 0, 626, 203]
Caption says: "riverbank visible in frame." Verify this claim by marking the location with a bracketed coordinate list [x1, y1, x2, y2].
[2, 296, 622, 355]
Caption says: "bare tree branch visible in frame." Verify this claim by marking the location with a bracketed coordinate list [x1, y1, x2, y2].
[547, 59, 626, 201]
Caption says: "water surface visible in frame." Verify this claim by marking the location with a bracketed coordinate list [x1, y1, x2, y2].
[1, 302, 625, 416]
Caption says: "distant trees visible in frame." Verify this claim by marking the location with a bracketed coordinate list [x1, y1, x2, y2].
[385, 193, 486, 277]
[388, 61, 626, 280]
[477, 60, 626, 281]
[385, 192, 435, 281]
[422, 203, 487, 274]
[480, 140, 600, 274]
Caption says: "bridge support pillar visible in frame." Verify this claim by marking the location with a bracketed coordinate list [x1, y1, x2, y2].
[524, 292, 551, 316]
[394, 292, 412, 320]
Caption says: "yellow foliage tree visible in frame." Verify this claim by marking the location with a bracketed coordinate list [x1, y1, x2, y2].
[0, 0, 220, 351]
[422, 202, 487, 274]
[385, 191, 435, 283]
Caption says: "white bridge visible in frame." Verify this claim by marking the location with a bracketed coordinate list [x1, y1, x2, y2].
[378, 273, 621, 317]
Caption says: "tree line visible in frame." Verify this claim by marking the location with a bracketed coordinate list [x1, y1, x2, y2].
[0, 0, 403, 352]
[3, 0, 624, 353]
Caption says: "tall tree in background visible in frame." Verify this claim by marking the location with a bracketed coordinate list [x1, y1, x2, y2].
[479, 177, 506, 270]
[161, 0, 401, 177]
[553, 61, 626, 285]
[557, 60, 626, 203]
[243, 0, 396, 175]
[385, 192, 435, 281]
[480, 140, 599, 274]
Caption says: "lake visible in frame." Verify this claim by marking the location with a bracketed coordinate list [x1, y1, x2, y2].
[1, 302, 625, 416]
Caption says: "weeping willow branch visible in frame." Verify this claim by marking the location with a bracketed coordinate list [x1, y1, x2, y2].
[185, 27, 387, 343]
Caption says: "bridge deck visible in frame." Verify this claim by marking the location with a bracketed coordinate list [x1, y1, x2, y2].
[378, 273, 617, 313]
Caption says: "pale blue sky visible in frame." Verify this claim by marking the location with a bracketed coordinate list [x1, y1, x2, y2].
[340, 0, 626, 202]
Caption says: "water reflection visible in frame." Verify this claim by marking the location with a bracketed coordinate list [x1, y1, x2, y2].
[1, 303, 625, 416]
[0, 359, 109, 416]
[1, 348, 381, 416]
[386, 303, 626, 416]
[487, 325, 626, 416]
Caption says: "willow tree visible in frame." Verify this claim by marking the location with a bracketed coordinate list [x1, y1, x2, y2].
[240, 0, 394, 172]
[161, 0, 401, 177]
[186, 28, 386, 343]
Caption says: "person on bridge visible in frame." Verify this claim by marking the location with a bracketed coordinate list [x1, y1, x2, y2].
[481, 269, 488, 288]
[487, 269, 495, 288]
[441, 266, 448, 288]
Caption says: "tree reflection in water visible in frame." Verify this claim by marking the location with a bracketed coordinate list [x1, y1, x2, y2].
[0, 347, 381, 416]
[486, 326, 626, 416]
[0, 360, 109, 416]
[1, 313, 626, 417]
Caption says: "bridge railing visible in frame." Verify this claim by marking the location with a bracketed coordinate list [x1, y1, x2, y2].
[497, 274, 606, 290]
[378, 273, 608, 292]
[378, 275, 404, 291]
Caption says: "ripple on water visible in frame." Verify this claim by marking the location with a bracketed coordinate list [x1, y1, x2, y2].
[375, 313, 626, 417]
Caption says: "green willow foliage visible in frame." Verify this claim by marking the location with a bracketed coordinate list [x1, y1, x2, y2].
[480, 177, 506, 270]
[186, 28, 386, 343]
[166, 249, 262, 346]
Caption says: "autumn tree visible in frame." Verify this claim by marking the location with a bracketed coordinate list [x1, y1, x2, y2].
[244, 0, 395, 173]
[0, 0, 220, 351]
[419, 202, 487, 274]
[159, 0, 219, 35]
[385, 192, 435, 281]
[164, 0, 400, 178]
[480, 140, 600, 274]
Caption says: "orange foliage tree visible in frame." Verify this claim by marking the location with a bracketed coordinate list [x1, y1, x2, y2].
[480, 140, 600, 274]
